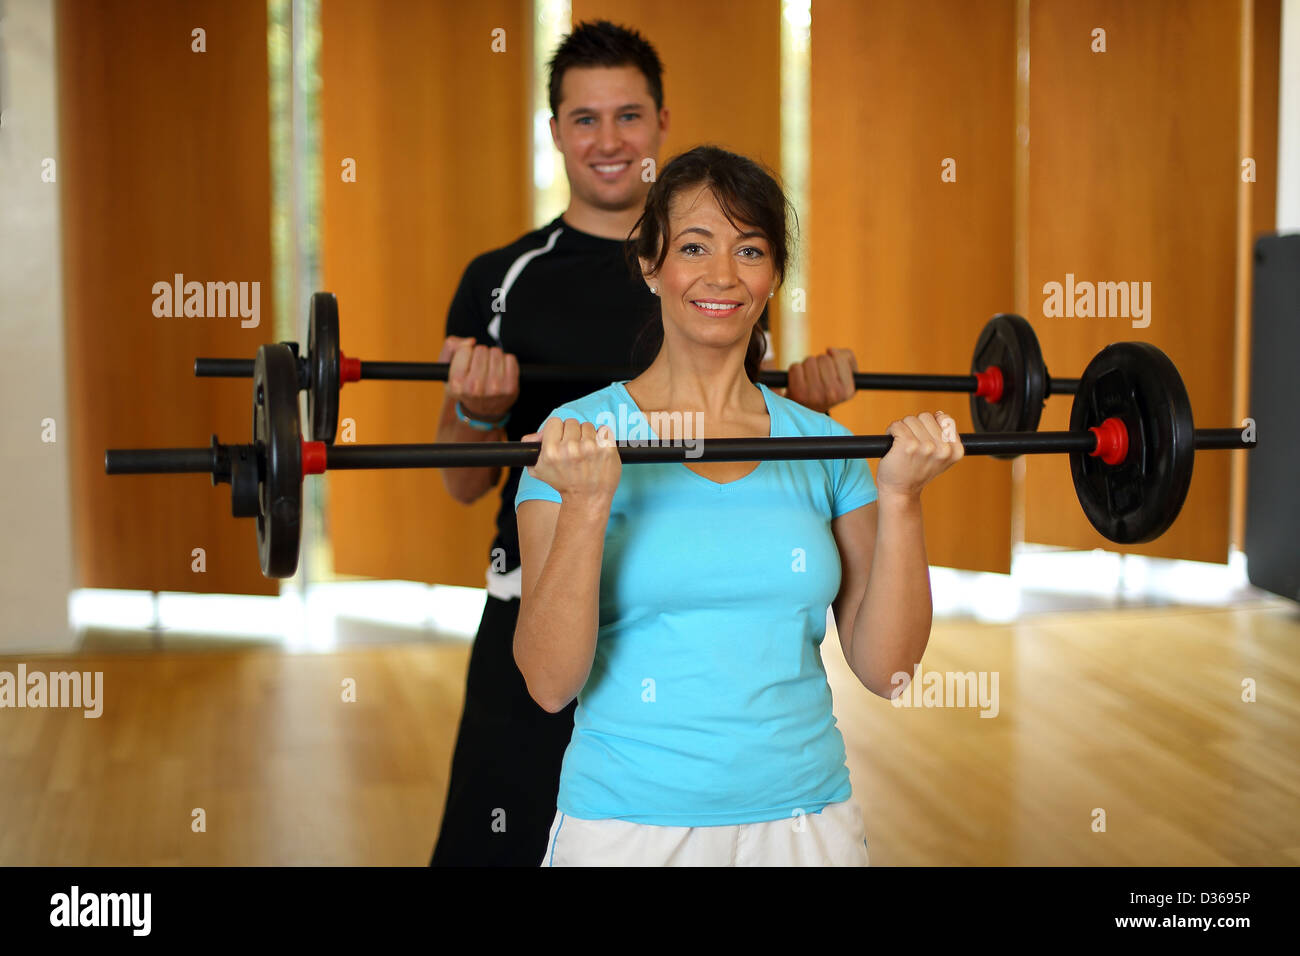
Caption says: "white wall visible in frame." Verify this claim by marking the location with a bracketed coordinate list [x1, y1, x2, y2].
[0, 0, 76, 654]
[1280, 0, 1300, 231]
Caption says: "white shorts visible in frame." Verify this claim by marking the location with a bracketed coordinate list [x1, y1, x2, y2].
[540, 799, 870, 867]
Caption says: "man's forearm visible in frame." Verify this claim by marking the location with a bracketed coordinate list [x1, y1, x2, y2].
[436, 396, 504, 503]
[849, 493, 934, 695]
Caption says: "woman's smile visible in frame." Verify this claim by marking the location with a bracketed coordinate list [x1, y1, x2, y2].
[689, 298, 744, 317]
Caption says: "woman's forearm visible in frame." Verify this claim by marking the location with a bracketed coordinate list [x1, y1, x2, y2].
[514, 498, 610, 713]
[849, 492, 934, 696]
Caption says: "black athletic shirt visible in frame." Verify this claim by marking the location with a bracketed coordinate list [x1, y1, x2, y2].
[444, 216, 658, 572]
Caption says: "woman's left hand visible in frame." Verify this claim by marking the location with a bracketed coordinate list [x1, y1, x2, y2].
[874, 411, 965, 499]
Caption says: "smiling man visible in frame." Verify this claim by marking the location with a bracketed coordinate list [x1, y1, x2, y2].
[429, 20, 858, 867]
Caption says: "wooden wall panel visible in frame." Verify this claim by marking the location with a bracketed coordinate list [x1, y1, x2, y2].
[1248, 0, 1281, 241]
[1232, 0, 1281, 547]
[1024, 0, 1248, 562]
[321, 0, 531, 585]
[58, 0, 276, 594]
[810, 0, 1018, 573]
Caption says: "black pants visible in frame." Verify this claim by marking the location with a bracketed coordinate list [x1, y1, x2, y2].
[430, 595, 577, 866]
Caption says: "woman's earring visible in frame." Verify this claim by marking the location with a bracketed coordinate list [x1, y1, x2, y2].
[768, 291, 774, 299]
[650, 286, 658, 294]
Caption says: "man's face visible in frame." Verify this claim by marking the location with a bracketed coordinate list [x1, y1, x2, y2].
[550, 65, 668, 214]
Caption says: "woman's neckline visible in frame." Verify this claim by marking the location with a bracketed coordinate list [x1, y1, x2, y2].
[613, 379, 774, 488]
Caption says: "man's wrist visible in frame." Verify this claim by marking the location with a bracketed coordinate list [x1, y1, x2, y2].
[455, 400, 511, 430]
[457, 398, 499, 418]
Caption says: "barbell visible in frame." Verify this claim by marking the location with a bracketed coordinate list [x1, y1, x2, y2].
[108, 340, 1253, 578]
[194, 292, 1080, 445]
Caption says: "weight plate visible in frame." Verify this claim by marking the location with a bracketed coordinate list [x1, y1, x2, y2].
[253, 343, 304, 577]
[308, 292, 341, 444]
[1069, 342, 1195, 544]
[229, 444, 260, 518]
[969, 313, 1048, 450]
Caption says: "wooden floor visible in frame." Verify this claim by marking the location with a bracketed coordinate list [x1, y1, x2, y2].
[2, 598, 1297, 865]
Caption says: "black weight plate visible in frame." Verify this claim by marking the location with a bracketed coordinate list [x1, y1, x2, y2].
[253, 343, 304, 577]
[1069, 342, 1195, 544]
[970, 313, 1048, 451]
[229, 444, 260, 518]
[308, 292, 341, 444]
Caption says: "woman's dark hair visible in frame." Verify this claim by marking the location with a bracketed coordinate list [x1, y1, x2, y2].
[628, 145, 794, 383]
[548, 20, 665, 117]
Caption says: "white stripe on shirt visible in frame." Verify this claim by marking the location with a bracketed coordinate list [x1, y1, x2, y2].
[487, 226, 563, 343]
[486, 565, 523, 601]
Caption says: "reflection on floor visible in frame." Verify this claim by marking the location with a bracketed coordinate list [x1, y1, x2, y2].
[69, 549, 1275, 653]
[3, 589, 1297, 865]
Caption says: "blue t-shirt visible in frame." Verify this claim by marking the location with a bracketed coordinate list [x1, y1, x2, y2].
[514, 381, 878, 826]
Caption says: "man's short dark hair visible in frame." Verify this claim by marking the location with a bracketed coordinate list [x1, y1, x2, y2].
[547, 20, 665, 117]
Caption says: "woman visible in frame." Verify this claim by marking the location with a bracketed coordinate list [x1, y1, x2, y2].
[513, 145, 963, 866]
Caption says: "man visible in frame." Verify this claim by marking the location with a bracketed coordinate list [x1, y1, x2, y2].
[430, 20, 857, 866]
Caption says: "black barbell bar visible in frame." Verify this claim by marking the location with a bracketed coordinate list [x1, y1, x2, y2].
[194, 356, 1079, 396]
[193, 293, 1075, 443]
[104, 426, 1249, 476]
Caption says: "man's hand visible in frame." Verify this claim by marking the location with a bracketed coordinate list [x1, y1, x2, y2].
[786, 347, 858, 413]
[440, 336, 520, 421]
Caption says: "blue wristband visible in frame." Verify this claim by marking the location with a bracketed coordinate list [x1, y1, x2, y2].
[455, 401, 510, 431]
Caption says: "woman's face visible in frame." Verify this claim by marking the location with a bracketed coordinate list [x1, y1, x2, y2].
[643, 183, 776, 360]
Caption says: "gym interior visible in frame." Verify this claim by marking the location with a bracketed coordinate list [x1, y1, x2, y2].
[1, 0, 1297, 870]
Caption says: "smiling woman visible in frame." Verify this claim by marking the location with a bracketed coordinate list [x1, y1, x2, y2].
[628, 144, 791, 384]
[512, 144, 965, 867]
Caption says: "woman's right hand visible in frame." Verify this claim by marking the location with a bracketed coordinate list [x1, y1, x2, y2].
[523, 418, 622, 507]
[440, 336, 520, 420]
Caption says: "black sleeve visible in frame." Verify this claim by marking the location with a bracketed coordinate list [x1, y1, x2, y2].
[444, 257, 491, 342]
